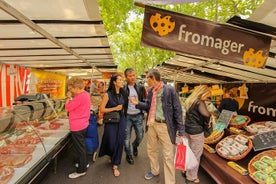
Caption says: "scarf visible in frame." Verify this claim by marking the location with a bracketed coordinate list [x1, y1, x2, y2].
[147, 81, 164, 126]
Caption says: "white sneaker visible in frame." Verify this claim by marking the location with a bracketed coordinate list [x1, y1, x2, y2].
[74, 163, 89, 168]
[68, 172, 86, 179]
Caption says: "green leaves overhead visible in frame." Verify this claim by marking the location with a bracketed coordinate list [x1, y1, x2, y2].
[97, 0, 264, 75]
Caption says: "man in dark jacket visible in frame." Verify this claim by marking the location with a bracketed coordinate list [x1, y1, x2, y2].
[123, 68, 146, 165]
[130, 69, 185, 184]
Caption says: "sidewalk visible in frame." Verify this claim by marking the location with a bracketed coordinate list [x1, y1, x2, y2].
[40, 125, 216, 184]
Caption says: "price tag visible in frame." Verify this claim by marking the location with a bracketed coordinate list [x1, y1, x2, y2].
[252, 130, 276, 151]
[215, 110, 234, 130]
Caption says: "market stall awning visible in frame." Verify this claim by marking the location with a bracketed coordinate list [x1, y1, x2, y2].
[0, 0, 116, 79]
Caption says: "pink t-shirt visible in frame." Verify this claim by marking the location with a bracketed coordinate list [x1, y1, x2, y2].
[65, 91, 90, 131]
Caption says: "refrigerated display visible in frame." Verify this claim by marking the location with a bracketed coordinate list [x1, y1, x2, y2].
[0, 99, 69, 184]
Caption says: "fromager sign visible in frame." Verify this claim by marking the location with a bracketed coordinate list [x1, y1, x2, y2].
[141, 6, 271, 68]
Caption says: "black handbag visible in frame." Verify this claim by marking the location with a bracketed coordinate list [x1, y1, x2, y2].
[103, 111, 121, 124]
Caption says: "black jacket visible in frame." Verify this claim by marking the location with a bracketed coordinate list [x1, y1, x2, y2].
[185, 100, 210, 135]
[123, 83, 146, 115]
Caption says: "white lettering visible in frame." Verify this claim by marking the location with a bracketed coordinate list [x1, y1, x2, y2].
[192, 33, 200, 44]
[178, 25, 245, 55]
[258, 106, 266, 115]
[247, 101, 276, 117]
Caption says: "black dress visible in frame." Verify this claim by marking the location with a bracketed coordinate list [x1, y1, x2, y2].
[99, 91, 126, 165]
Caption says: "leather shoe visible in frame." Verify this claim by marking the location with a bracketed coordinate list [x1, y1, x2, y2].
[126, 155, 134, 165]
[133, 145, 138, 156]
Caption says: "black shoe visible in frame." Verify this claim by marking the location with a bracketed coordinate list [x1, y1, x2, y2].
[126, 155, 134, 165]
[133, 145, 138, 156]
[181, 171, 186, 178]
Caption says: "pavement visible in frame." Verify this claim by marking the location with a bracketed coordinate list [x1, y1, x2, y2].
[40, 124, 217, 184]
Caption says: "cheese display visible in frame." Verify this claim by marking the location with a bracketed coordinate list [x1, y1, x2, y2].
[248, 150, 276, 184]
[216, 134, 252, 161]
[245, 121, 276, 135]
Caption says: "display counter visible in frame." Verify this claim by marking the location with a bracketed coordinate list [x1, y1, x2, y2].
[0, 99, 69, 184]
[13, 119, 70, 184]
[1, 118, 70, 184]
[201, 149, 257, 184]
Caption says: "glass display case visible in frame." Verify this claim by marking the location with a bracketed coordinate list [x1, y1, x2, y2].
[0, 99, 70, 184]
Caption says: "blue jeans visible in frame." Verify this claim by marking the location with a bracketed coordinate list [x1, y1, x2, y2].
[124, 114, 144, 156]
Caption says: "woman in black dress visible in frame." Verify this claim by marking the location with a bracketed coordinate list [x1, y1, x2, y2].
[98, 74, 126, 177]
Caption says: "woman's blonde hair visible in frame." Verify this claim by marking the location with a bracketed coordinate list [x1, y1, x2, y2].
[67, 77, 85, 89]
[185, 85, 210, 110]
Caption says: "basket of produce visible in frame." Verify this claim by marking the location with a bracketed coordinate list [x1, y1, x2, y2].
[248, 150, 276, 184]
[204, 130, 225, 145]
[215, 134, 252, 161]
[245, 121, 276, 135]
[229, 115, 251, 128]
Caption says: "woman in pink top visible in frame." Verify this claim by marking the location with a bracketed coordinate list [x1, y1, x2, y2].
[65, 77, 91, 179]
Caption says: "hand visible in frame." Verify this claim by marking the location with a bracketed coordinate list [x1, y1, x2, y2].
[129, 96, 139, 105]
[66, 91, 72, 98]
[115, 104, 123, 111]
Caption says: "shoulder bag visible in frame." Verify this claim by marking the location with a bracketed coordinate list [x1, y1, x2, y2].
[103, 111, 121, 124]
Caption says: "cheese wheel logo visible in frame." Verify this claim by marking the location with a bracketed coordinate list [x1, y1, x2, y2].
[150, 13, 175, 36]
[243, 48, 268, 68]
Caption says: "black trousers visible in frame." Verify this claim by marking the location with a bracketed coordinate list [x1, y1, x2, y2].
[71, 128, 88, 173]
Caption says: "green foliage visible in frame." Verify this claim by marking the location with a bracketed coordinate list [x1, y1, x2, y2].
[97, 0, 264, 75]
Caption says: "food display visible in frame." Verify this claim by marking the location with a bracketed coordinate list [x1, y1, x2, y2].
[229, 115, 251, 128]
[0, 145, 36, 154]
[245, 121, 276, 135]
[0, 100, 69, 184]
[204, 130, 224, 144]
[248, 150, 276, 184]
[0, 154, 32, 168]
[216, 134, 252, 161]
[0, 166, 14, 184]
